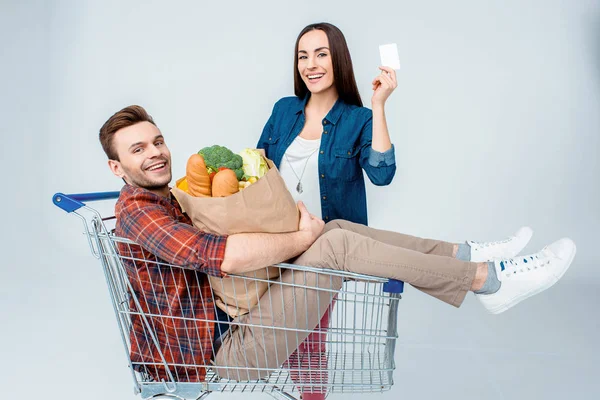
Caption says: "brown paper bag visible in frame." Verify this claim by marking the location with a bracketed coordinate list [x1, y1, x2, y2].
[171, 155, 299, 317]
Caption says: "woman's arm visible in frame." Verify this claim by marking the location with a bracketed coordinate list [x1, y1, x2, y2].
[371, 104, 392, 152]
[257, 99, 283, 151]
[256, 112, 274, 150]
[359, 122, 396, 186]
[370, 66, 398, 152]
[359, 66, 398, 186]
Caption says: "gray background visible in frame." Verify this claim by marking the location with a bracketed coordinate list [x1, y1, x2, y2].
[1, 0, 599, 399]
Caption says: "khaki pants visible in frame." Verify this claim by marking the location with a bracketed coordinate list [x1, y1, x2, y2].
[215, 220, 478, 380]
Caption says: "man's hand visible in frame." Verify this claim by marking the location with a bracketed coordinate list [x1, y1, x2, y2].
[297, 201, 324, 250]
[220, 202, 324, 274]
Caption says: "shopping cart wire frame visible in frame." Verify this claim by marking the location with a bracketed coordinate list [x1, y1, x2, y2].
[53, 191, 405, 400]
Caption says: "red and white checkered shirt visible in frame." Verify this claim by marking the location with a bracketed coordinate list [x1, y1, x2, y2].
[114, 184, 227, 382]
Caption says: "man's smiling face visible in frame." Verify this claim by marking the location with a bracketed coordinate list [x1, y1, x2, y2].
[108, 121, 172, 194]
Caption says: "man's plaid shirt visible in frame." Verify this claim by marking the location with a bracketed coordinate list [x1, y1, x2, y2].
[114, 184, 227, 382]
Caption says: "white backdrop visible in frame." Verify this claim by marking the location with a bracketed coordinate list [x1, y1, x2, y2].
[2, 0, 599, 399]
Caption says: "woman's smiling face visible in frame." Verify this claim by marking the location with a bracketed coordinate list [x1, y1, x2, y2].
[297, 29, 336, 96]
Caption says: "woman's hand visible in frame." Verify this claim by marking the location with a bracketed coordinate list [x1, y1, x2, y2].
[371, 66, 398, 108]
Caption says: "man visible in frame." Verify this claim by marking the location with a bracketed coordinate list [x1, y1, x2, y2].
[100, 105, 576, 382]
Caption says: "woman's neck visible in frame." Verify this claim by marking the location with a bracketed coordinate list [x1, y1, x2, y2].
[306, 88, 339, 116]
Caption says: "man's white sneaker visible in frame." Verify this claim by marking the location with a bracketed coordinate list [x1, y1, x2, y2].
[475, 238, 576, 314]
[469, 226, 533, 262]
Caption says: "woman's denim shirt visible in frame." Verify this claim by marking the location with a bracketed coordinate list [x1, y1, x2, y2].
[257, 96, 396, 226]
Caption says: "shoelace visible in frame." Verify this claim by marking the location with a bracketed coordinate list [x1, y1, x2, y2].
[498, 250, 552, 278]
[469, 236, 514, 250]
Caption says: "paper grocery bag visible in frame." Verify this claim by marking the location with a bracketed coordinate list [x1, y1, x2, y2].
[171, 155, 299, 317]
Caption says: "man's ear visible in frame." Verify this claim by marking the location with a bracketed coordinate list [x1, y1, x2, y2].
[108, 159, 125, 179]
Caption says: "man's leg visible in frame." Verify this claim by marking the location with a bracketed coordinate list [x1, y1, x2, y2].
[322, 219, 455, 256]
[214, 268, 342, 381]
[292, 226, 575, 312]
[295, 228, 479, 307]
[322, 220, 533, 262]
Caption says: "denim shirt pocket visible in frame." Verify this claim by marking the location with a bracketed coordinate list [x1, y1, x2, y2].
[333, 146, 361, 181]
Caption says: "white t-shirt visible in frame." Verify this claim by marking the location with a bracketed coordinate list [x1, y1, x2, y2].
[279, 136, 322, 218]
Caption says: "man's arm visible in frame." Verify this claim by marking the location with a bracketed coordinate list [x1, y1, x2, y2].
[117, 189, 227, 277]
[221, 201, 323, 274]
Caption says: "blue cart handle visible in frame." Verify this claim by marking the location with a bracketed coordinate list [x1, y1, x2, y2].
[53, 191, 121, 213]
[383, 279, 404, 294]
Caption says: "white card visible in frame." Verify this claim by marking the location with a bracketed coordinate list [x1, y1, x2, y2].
[379, 43, 401, 70]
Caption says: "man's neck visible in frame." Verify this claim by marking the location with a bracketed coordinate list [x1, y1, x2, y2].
[128, 183, 171, 198]
[150, 186, 171, 198]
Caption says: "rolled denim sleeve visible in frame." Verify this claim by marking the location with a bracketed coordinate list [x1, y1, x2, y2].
[368, 144, 396, 167]
[359, 113, 396, 186]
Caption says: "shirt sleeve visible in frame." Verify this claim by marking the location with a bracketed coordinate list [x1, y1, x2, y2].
[256, 101, 277, 152]
[118, 191, 227, 277]
[358, 114, 397, 186]
[368, 144, 396, 167]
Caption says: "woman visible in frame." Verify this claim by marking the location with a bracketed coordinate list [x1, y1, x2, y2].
[257, 22, 398, 227]
[257, 22, 398, 399]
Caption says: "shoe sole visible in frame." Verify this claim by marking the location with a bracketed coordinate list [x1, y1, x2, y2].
[487, 243, 576, 315]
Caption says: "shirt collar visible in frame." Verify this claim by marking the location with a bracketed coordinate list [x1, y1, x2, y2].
[324, 97, 345, 125]
[294, 94, 346, 125]
[122, 183, 180, 208]
[293, 95, 310, 114]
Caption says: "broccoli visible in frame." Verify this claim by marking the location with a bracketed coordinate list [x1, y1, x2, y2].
[198, 145, 244, 180]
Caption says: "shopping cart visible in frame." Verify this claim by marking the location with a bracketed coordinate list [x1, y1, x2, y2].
[53, 191, 405, 400]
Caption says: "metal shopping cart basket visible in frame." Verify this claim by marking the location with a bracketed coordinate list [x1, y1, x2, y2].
[53, 191, 405, 400]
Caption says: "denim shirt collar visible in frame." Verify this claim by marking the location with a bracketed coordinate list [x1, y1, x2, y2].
[293, 94, 347, 125]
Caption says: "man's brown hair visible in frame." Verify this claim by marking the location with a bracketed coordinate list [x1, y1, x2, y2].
[99, 105, 156, 160]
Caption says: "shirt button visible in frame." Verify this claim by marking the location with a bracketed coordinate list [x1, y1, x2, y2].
[321, 174, 325, 178]
[323, 120, 328, 125]
[322, 196, 326, 200]
[320, 150, 324, 154]
[325, 216, 329, 220]
[268, 137, 272, 140]
[347, 151, 351, 155]
[323, 131, 328, 134]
